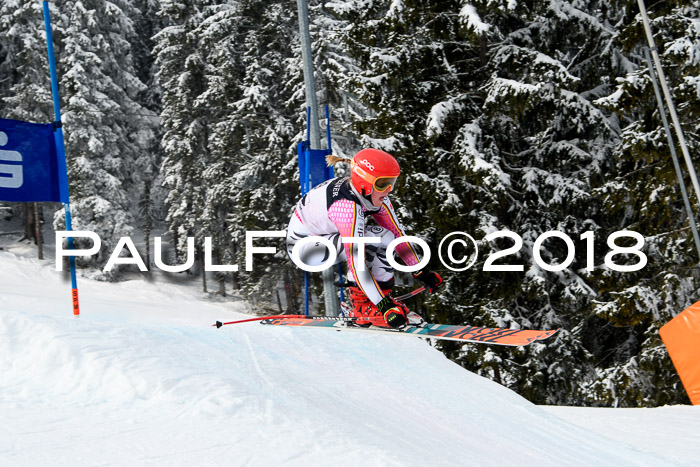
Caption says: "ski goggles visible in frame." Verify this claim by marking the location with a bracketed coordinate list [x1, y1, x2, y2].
[352, 162, 398, 192]
[372, 175, 398, 192]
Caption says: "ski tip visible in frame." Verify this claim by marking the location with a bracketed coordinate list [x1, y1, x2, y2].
[540, 329, 559, 340]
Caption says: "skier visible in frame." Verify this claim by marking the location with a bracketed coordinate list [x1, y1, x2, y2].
[285, 148, 442, 328]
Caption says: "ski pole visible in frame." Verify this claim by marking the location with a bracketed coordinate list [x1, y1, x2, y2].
[395, 286, 425, 302]
[333, 283, 425, 302]
[214, 314, 360, 328]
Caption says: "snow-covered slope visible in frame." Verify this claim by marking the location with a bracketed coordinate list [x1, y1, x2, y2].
[1, 249, 698, 466]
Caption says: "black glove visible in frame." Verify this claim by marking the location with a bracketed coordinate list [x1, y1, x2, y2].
[377, 295, 408, 328]
[413, 269, 443, 293]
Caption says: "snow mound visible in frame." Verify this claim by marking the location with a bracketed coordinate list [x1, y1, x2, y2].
[0, 251, 695, 466]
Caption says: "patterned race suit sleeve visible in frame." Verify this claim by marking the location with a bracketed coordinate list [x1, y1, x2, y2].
[372, 199, 420, 267]
[327, 199, 385, 305]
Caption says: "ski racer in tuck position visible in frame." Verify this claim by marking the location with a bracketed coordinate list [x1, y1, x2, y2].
[285, 148, 443, 328]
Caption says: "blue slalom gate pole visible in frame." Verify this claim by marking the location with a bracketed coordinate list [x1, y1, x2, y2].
[43, 1, 80, 316]
[303, 107, 311, 316]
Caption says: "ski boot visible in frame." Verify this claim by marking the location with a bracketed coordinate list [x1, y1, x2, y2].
[347, 286, 386, 327]
[347, 286, 421, 328]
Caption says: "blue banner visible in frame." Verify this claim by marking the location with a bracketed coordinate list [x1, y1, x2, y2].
[297, 141, 333, 195]
[0, 117, 65, 202]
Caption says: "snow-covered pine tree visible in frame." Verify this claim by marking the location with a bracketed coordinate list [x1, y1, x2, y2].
[445, 0, 630, 405]
[211, 0, 301, 303]
[130, 0, 167, 269]
[0, 0, 53, 123]
[0, 7, 10, 107]
[130, 0, 163, 110]
[156, 0, 302, 302]
[193, 1, 250, 294]
[154, 0, 212, 269]
[0, 0, 56, 243]
[585, 0, 700, 407]
[52, 0, 157, 273]
[327, 0, 660, 405]
[313, 0, 362, 158]
[0, 11, 10, 223]
[324, 0, 482, 301]
[323, 0, 514, 386]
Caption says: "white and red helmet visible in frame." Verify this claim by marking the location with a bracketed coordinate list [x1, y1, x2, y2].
[350, 148, 400, 196]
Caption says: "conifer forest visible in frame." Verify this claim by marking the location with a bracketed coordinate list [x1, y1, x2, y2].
[1, 0, 699, 407]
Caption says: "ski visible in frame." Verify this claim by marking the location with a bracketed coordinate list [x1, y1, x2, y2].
[214, 315, 558, 346]
[259, 317, 556, 346]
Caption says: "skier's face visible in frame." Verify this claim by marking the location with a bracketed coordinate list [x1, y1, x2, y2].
[370, 184, 392, 207]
